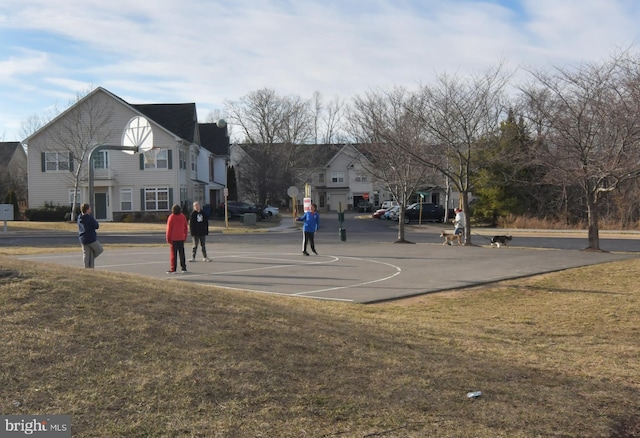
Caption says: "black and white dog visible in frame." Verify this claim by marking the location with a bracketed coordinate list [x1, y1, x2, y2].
[490, 235, 512, 248]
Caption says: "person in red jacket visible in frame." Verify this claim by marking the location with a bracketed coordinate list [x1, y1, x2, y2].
[166, 204, 188, 274]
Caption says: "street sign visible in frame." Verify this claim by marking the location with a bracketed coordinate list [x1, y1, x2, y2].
[362, 192, 369, 200]
[287, 186, 299, 198]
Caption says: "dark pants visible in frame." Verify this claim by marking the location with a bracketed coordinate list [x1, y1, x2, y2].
[169, 240, 187, 272]
[302, 231, 316, 253]
[192, 235, 207, 258]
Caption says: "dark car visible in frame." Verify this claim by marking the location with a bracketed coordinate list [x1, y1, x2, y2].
[357, 201, 373, 212]
[219, 201, 263, 220]
[402, 203, 445, 224]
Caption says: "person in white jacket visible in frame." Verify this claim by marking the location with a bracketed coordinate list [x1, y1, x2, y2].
[454, 208, 466, 244]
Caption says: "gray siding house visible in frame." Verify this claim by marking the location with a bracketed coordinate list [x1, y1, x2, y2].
[24, 87, 229, 220]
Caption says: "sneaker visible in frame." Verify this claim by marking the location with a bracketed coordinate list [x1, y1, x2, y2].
[189, 258, 196, 262]
[166, 270, 176, 274]
[181, 269, 188, 274]
[303, 251, 310, 256]
[203, 257, 211, 262]
[312, 250, 318, 255]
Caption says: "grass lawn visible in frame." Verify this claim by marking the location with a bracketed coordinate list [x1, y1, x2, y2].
[1, 229, 639, 436]
[3, 217, 284, 234]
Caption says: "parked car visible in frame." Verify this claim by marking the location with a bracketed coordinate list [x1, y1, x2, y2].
[381, 200, 399, 210]
[384, 205, 400, 220]
[402, 203, 445, 224]
[263, 205, 280, 217]
[219, 201, 263, 220]
[372, 208, 388, 219]
[357, 201, 373, 212]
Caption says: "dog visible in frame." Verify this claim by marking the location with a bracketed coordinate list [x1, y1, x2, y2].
[440, 231, 462, 246]
[490, 235, 512, 248]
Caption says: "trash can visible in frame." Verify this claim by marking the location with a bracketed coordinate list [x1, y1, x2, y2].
[242, 213, 256, 225]
[339, 228, 347, 242]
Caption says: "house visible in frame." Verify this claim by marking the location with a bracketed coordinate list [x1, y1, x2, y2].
[231, 143, 396, 211]
[230, 141, 457, 212]
[0, 141, 28, 212]
[24, 87, 229, 221]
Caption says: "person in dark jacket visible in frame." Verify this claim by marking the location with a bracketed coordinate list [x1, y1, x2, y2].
[77, 203, 103, 268]
[189, 201, 211, 262]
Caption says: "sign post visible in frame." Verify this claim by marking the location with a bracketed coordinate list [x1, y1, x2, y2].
[223, 187, 229, 229]
[287, 186, 299, 223]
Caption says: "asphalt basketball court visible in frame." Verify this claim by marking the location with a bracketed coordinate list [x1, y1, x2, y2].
[20, 237, 636, 303]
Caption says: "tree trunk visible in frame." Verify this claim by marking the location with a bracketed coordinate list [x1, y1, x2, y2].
[461, 191, 472, 246]
[586, 193, 600, 251]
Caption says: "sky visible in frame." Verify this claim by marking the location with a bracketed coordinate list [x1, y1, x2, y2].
[1, 0, 640, 142]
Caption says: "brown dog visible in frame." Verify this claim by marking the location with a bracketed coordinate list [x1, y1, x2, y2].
[440, 231, 462, 246]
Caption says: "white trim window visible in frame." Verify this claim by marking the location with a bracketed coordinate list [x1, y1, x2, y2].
[145, 187, 169, 211]
[180, 186, 188, 205]
[179, 150, 187, 170]
[45, 152, 71, 171]
[355, 174, 368, 182]
[69, 189, 82, 205]
[93, 150, 109, 169]
[191, 153, 197, 172]
[144, 149, 169, 169]
[331, 172, 344, 183]
[120, 188, 133, 211]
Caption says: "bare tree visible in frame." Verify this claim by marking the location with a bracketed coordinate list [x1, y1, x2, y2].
[411, 64, 512, 245]
[520, 51, 640, 250]
[311, 91, 346, 144]
[225, 88, 316, 205]
[348, 87, 434, 243]
[46, 89, 114, 220]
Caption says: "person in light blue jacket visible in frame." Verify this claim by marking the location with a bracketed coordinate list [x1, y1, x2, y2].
[296, 203, 319, 256]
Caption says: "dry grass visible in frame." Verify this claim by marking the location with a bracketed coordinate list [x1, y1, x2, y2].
[498, 214, 640, 231]
[1, 254, 639, 437]
[4, 217, 282, 234]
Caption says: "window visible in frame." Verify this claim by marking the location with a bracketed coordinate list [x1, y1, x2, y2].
[355, 174, 368, 182]
[69, 189, 82, 205]
[44, 152, 71, 172]
[120, 188, 133, 211]
[209, 157, 215, 182]
[145, 187, 170, 211]
[191, 153, 197, 172]
[144, 149, 169, 169]
[93, 151, 109, 169]
[179, 150, 187, 170]
[180, 186, 188, 204]
[331, 172, 344, 183]
[318, 172, 325, 183]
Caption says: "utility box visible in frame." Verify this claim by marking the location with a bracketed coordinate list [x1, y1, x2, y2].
[0, 204, 14, 221]
[242, 213, 256, 226]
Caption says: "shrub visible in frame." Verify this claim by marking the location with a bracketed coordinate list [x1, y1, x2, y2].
[25, 203, 70, 222]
